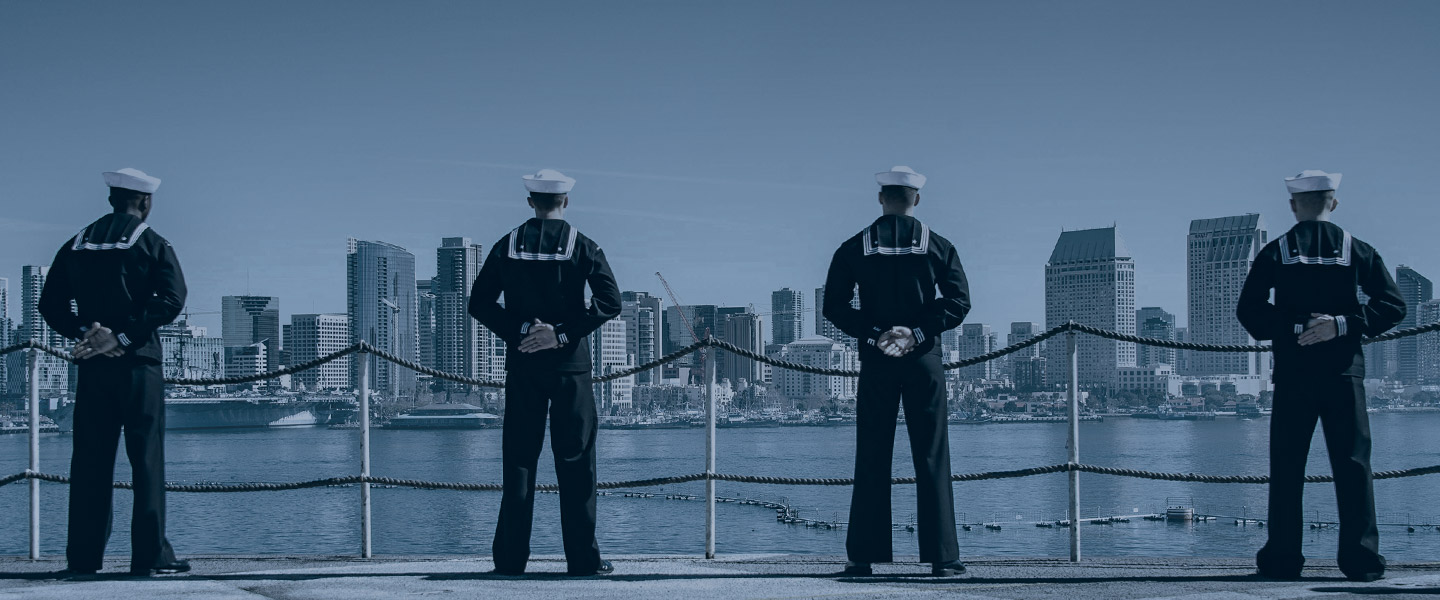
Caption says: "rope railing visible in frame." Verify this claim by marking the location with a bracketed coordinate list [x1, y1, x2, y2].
[6, 462, 1440, 493]
[3, 320, 1438, 385]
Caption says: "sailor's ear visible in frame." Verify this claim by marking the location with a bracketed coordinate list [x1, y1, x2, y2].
[1330, 197, 1340, 213]
[527, 197, 536, 209]
[913, 192, 921, 208]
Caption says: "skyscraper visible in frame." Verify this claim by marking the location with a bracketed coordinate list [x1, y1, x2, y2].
[770, 287, 804, 346]
[721, 311, 764, 387]
[1395, 265, 1433, 384]
[222, 295, 281, 369]
[417, 279, 437, 369]
[621, 291, 663, 385]
[290, 313, 351, 390]
[0, 277, 7, 394]
[815, 285, 858, 350]
[956, 323, 997, 381]
[1187, 214, 1267, 377]
[665, 304, 719, 382]
[21, 266, 68, 398]
[1418, 300, 1440, 385]
[1136, 307, 1177, 367]
[1044, 227, 1136, 387]
[434, 238, 490, 387]
[347, 238, 419, 398]
[1008, 321, 1045, 390]
[590, 318, 634, 413]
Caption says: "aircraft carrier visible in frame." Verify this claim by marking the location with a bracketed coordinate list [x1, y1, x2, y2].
[51, 395, 353, 432]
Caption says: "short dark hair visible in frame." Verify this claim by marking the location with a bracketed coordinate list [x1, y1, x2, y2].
[529, 192, 567, 211]
[108, 188, 151, 210]
[879, 185, 918, 206]
[1291, 190, 1334, 213]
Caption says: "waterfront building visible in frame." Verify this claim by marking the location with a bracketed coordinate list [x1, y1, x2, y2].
[1358, 288, 1400, 381]
[1419, 299, 1440, 385]
[721, 311, 764, 387]
[347, 238, 419, 398]
[770, 287, 804, 346]
[956, 323, 997, 381]
[1186, 215, 1267, 379]
[289, 313, 351, 391]
[222, 295, 281, 371]
[815, 285, 858, 350]
[20, 266, 68, 399]
[0, 277, 6, 395]
[1136, 307, 1177, 367]
[224, 343, 267, 384]
[1012, 356, 1047, 392]
[590, 318, 634, 413]
[1395, 266, 1433, 384]
[664, 304, 719, 382]
[1176, 374, 1267, 398]
[621, 291, 664, 385]
[774, 336, 857, 402]
[1173, 326, 1191, 374]
[940, 328, 961, 363]
[434, 238, 492, 388]
[1008, 322, 1044, 388]
[417, 279, 437, 370]
[1044, 227, 1136, 387]
[1116, 364, 1180, 397]
[158, 320, 224, 382]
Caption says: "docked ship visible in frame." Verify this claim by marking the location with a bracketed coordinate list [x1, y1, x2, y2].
[384, 403, 500, 429]
[50, 394, 351, 432]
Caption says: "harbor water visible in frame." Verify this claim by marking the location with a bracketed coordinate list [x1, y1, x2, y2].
[3, 412, 1439, 560]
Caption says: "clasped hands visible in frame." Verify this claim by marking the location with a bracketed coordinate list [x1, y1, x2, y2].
[1297, 313, 1338, 347]
[877, 326, 919, 358]
[518, 319, 562, 354]
[72, 322, 126, 360]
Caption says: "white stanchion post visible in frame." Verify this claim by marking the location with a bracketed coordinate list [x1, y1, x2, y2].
[359, 349, 373, 558]
[1066, 329, 1081, 562]
[29, 348, 41, 560]
[704, 344, 717, 560]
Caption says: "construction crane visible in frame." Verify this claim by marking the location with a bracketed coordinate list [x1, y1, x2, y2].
[656, 271, 708, 385]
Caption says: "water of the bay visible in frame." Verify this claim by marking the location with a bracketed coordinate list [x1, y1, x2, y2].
[3, 412, 1439, 560]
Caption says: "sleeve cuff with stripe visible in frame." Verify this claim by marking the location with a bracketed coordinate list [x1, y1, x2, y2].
[1336, 316, 1348, 337]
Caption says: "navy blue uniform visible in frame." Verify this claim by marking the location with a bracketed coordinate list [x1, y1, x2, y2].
[38, 212, 187, 573]
[469, 218, 620, 574]
[823, 214, 971, 565]
[1237, 220, 1404, 579]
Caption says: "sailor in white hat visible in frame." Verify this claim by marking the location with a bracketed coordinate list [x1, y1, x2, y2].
[1238, 169, 1404, 582]
[38, 168, 190, 576]
[821, 166, 970, 577]
[469, 168, 618, 576]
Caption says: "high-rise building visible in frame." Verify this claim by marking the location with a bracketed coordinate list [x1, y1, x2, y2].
[1395, 266, 1433, 384]
[774, 336, 858, 402]
[0, 277, 7, 394]
[290, 313, 351, 390]
[1187, 215, 1267, 378]
[940, 328, 961, 362]
[956, 323, 997, 381]
[621, 291, 664, 384]
[815, 286, 859, 350]
[665, 304, 720, 382]
[224, 343, 267, 382]
[347, 239, 419, 398]
[21, 266, 68, 398]
[417, 279, 437, 370]
[1136, 307, 1177, 367]
[770, 288, 804, 346]
[222, 295, 281, 371]
[158, 320, 224, 382]
[1008, 321, 1045, 389]
[1358, 288, 1400, 380]
[1044, 227, 1136, 387]
[1173, 326, 1191, 374]
[721, 311, 764, 387]
[590, 319, 634, 413]
[434, 238, 491, 387]
[1418, 300, 1440, 385]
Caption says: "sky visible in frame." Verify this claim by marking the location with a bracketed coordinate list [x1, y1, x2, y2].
[3, 1, 1438, 341]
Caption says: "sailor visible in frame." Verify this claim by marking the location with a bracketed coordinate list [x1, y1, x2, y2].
[38, 168, 190, 577]
[1237, 169, 1405, 582]
[822, 166, 971, 577]
[469, 168, 621, 576]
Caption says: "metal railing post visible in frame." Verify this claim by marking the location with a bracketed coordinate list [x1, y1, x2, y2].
[358, 348, 373, 558]
[28, 348, 41, 560]
[1066, 328, 1081, 562]
[704, 343, 717, 559]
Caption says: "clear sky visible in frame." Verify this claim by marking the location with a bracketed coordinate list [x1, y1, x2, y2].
[3, 1, 1437, 340]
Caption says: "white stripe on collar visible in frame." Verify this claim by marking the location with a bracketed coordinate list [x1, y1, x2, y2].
[1278, 230, 1351, 266]
[71, 222, 150, 251]
[862, 222, 930, 256]
[507, 225, 579, 261]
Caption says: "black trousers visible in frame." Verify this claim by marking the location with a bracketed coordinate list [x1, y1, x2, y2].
[1257, 374, 1384, 578]
[492, 371, 602, 573]
[67, 360, 176, 572]
[846, 352, 959, 564]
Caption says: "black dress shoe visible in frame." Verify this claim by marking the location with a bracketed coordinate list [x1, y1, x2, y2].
[130, 559, 190, 576]
[1255, 568, 1302, 581]
[568, 560, 613, 576]
[841, 561, 873, 576]
[932, 560, 967, 576]
[1345, 571, 1384, 583]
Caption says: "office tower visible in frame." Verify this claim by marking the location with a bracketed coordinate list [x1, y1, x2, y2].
[224, 343, 267, 381]
[940, 328, 961, 363]
[1136, 307, 1177, 367]
[590, 318, 634, 413]
[1173, 326, 1191, 374]
[621, 291, 663, 385]
[1007, 321, 1045, 390]
[222, 295, 281, 371]
[713, 306, 749, 384]
[721, 311, 764, 387]
[21, 266, 68, 398]
[1008, 322, 1043, 358]
[770, 288, 804, 346]
[815, 285, 859, 350]
[665, 304, 719, 382]
[0, 277, 7, 394]
[1395, 266, 1433, 384]
[1358, 288, 1399, 380]
[158, 320, 224, 381]
[347, 238, 419, 398]
[956, 323, 996, 381]
[774, 337, 858, 402]
[1044, 227, 1136, 387]
[290, 313, 352, 390]
[1418, 300, 1440, 384]
[417, 279, 437, 370]
[434, 238, 490, 387]
[1187, 215, 1267, 377]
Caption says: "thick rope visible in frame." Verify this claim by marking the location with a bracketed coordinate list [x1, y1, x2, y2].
[6, 463, 1440, 492]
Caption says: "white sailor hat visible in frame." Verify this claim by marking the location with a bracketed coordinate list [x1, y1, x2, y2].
[1284, 169, 1341, 194]
[102, 168, 161, 194]
[875, 166, 926, 190]
[522, 168, 576, 194]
